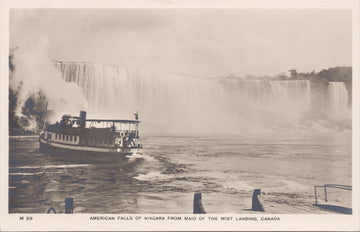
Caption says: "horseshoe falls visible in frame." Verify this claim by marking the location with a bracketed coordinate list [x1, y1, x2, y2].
[54, 61, 350, 133]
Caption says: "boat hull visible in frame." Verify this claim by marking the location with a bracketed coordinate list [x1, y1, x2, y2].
[39, 138, 141, 156]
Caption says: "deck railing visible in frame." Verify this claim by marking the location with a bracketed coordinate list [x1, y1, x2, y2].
[314, 184, 352, 205]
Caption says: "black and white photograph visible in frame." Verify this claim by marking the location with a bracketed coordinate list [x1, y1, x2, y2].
[1, 0, 359, 231]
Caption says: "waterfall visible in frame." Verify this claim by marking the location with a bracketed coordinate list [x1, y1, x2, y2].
[54, 61, 316, 132]
[219, 79, 311, 126]
[54, 61, 223, 130]
[327, 82, 349, 116]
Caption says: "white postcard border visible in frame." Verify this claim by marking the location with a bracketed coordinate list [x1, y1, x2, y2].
[1, 0, 359, 231]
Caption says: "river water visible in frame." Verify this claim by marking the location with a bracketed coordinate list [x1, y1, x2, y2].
[9, 132, 352, 214]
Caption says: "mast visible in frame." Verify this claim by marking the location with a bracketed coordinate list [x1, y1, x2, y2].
[134, 111, 139, 139]
[42, 102, 48, 131]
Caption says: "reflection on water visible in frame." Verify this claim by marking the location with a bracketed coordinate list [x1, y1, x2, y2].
[9, 132, 351, 214]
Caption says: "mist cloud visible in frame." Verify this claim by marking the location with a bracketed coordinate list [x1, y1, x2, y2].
[10, 37, 88, 124]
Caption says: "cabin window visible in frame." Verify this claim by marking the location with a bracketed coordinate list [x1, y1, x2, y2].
[66, 135, 68, 141]
[62, 135, 64, 140]
[49, 133, 52, 140]
[55, 134, 57, 139]
[70, 136, 73, 141]
[74, 136, 77, 142]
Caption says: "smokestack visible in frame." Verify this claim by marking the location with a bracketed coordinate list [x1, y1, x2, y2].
[79, 111, 86, 128]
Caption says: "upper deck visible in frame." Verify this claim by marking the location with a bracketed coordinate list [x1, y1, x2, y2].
[45, 111, 140, 136]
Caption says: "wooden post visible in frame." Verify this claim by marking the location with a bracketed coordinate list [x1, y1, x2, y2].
[65, 198, 73, 214]
[193, 193, 206, 214]
[252, 189, 264, 212]
[324, 186, 328, 202]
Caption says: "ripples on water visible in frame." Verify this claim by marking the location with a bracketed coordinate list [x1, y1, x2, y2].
[9, 132, 351, 214]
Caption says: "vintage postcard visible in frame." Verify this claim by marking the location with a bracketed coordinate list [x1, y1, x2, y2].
[0, 0, 359, 231]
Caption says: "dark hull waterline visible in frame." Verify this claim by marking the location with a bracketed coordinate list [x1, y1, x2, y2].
[39, 138, 141, 156]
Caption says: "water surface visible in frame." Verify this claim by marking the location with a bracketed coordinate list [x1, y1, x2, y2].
[9, 132, 352, 214]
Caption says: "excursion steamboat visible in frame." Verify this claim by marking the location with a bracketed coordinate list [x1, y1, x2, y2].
[39, 111, 142, 155]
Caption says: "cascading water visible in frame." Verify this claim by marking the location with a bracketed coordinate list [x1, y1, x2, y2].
[54, 61, 346, 133]
[327, 82, 349, 116]
[54, 61, 226, 132]
[221, 79, 311, 114]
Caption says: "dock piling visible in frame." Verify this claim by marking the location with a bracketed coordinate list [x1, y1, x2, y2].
[65, 198, 73, 214]
[193, 193, 206, 214]
[252, 189, 264, 212]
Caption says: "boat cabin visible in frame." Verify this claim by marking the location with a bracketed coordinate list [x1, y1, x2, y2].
[41, 111, 141, 149]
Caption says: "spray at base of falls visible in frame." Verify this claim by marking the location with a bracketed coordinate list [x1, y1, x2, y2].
[327, 82, 349, 116]
[52, 61, 351, 133]
[9, 42, 88, 132]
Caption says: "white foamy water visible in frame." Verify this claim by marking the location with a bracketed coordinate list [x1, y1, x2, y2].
[13, 164, 90, 169]
[134, 171, 165, 181]
[127, 153, 156, 162]
[10, 173, 38, 176]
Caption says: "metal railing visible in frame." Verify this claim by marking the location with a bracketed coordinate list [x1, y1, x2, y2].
[314, 184, 352, 205]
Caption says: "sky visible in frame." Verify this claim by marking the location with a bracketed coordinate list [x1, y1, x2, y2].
[10, 8, 352, 77]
